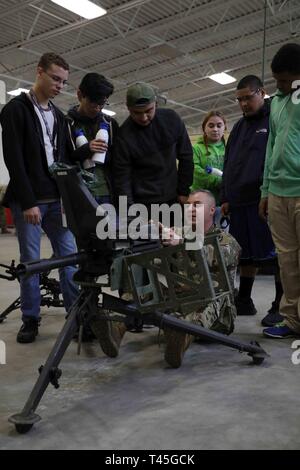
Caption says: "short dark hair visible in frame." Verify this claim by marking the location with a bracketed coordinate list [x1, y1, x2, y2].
[237, 75, 263, 90]
[189, 189, 216, 207]
[79, 73, 114, 102]
[271, 43, 300, 74]
[38, 52, 69, 71]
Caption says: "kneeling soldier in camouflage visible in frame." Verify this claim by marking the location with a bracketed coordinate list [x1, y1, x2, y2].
[91, 189, 240, 368]
[162, 190, 241, 367]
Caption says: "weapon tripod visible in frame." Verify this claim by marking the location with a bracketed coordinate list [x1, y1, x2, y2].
[8, 237, 268, 435]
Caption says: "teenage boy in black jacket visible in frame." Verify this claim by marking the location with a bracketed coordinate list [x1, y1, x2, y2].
[67, 73, 119, 205]
[221, 75, 283, 323]
[0, 52, 78, 343]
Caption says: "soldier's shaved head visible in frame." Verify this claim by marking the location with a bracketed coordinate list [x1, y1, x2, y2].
[189, 189, 216, 208]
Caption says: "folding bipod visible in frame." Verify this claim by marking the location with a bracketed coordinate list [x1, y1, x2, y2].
[8, 236, 268, 434]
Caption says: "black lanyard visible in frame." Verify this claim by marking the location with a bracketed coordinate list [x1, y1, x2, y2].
[30, 90, 58, 156]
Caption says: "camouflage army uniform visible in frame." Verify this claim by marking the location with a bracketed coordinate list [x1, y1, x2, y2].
[173, 224, 241, 335]
[97, 224, 240, 364]
[112, 224, 240, 335]
[162, 224, 241, 367]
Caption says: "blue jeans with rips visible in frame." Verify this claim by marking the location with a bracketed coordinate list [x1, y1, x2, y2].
[10, 201, 79, 321]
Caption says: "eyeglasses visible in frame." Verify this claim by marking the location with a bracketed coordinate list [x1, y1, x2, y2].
[235, 89, 260, 103]
[44, 71, 68, 87]
[89, 98, 110, 107]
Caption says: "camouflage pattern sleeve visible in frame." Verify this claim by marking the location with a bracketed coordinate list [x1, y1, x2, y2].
[218, 231, 241, 290]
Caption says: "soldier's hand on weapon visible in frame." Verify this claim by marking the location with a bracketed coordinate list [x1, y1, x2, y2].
[221, 202, 230, 216]
[259, 197, 268, 221]
[157, 223, 182, 246]
[89, 138, 108, 153]
[23, 207, 42, 225]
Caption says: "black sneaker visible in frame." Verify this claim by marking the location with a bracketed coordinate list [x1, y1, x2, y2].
[17, 318, 39, 343]
[235, 297, 257, 316]
[261, 301, 284, 327]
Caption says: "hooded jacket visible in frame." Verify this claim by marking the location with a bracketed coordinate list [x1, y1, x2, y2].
[261, 89, 300, 198]
[0, 93, 72, 210]
[221, 101, 270, 206]
[67, 106, 119, 197]
[191, 135, 225, 203]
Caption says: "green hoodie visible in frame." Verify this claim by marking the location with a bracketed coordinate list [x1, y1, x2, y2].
[191, 135, 225, 203]
[261, 89, 300, 198]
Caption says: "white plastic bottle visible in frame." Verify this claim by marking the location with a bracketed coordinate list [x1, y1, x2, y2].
[75, 129, 88, 148]
[205, 165, 223, 177]
[92, 122, 109, 164]
[75, 129, 95, 170]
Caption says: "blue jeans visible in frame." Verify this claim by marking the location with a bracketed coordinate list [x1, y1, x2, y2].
[10, 201, 79, 321]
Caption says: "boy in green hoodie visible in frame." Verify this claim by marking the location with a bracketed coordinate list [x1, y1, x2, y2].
[260, 43, 300, 339]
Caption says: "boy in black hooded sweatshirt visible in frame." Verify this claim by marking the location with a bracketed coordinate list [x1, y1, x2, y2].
[67, 73, 119, 204]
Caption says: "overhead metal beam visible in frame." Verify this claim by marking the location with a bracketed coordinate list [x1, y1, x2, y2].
[26, 3, 44, 41]
[214, 4, 231, 33]
[60, 0, 239, 61]
[266, 0, 275, 15]
[1, 0, 42, 20]
[0, 0, 153, 53]
[7, 14, 292, 98]
[57, 0, 300, 74]
[106, 27, 291, 88]
[29, 3, 71, 24]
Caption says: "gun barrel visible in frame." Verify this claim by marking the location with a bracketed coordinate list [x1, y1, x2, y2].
[17, 253, 87, 277]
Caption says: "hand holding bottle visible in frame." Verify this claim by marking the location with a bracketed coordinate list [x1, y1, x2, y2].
[92, 122, 109, 164]
[75, 129, 95, 170]
[89, 139, 108, 153]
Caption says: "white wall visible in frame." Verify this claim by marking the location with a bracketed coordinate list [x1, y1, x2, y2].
[0, 126, 9, 185]
[0, 80, 9, 186]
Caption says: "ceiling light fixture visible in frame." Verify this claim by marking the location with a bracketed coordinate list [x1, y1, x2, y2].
[7, 88, 30, 96]
[209, 72, 236, 85]
[51, 0, 107, 20]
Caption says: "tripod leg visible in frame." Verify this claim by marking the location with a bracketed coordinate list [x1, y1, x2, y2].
[102, 295, 268, 364]
[153, 312, 268, 365]
[9, 290, 90, 434]
[0, 297, 21, 323]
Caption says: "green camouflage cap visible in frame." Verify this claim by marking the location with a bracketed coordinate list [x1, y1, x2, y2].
[126, 83, 156, 107]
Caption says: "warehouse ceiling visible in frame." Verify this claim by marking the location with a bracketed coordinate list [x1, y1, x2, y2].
[0, 0, 300, 131]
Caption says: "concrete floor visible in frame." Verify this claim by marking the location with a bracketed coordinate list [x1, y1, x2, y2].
[0, 233, 299, 450]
